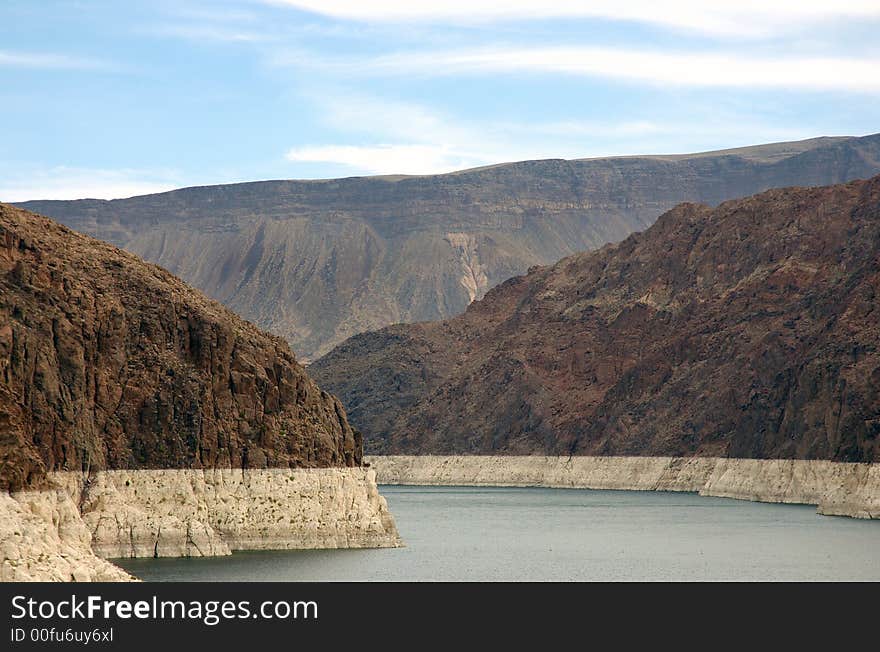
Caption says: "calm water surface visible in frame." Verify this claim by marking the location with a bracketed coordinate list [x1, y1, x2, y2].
[117, 486, 880, 581]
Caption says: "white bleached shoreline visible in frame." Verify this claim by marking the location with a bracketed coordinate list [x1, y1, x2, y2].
[1, 466, 401, 582]
[367, 455, 879, 519]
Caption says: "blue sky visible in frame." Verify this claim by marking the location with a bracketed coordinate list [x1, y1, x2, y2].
[1, 0, 879, 200]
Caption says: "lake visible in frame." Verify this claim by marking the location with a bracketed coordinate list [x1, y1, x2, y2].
[116, 485, 880, 581]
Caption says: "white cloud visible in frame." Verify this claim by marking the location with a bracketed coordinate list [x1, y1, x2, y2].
[286, 144, 488, 175]
[163, 5, 261, 25]
[512, 120, 664, 138]
[265, 1, 880, 37]
[0, 168, 180, 202]
[322, 46, 880, 93]
[285, 93, 565, 174]
[284, 93, 820, 176]
[0, 50, 114, 71]
[150, 24, 271, 43]
[299, 93, 687, 154]
[303, 92, 480, 145]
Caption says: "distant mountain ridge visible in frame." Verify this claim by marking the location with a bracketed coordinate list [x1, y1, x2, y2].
[311, 175, 880, 462]
[18, 133, 880, 360]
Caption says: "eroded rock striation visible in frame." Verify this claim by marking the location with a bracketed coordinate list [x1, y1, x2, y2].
[18, 134, 880, 360]
[313, 176, 880, 464]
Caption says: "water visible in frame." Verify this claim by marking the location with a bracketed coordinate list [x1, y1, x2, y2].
[117, 486, 880, 581]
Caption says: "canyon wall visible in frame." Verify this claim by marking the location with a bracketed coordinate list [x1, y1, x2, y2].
[2, 466, 400, 581]
[368, 456, 879, 519]
[1, 487, 135, 582]
[1, 203, 400, 581]
[316, 177, 880, 461]
[1, 202, 363, 494]
[62, 467, 401, 558]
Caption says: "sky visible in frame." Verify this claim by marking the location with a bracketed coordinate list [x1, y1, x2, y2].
[1, 0, 879, 201]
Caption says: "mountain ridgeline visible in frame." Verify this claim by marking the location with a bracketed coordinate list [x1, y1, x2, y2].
[311, 176, 880, 462]
[0, 203, 361, 492]
[18, 134, 880, 360]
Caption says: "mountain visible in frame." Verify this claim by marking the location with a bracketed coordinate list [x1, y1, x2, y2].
[310, 175, 880, 462]
[0, 203, 360, 492]
[18, 133, 880, 361]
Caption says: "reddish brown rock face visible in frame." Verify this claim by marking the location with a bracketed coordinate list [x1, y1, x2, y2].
[0, 204, 361, 491]
[311, 176, 880, 462]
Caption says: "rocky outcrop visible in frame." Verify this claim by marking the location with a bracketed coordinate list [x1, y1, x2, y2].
[0, 488, 135, 582]
[1, 203, 401, 581]
[369, 456, 879, 519]
[0, 202, 361, 493]
[2, 467, 400, 581]
[58, 468, 401, 558]
[19, 134, 880, 360]
[314, 176, 880, 462]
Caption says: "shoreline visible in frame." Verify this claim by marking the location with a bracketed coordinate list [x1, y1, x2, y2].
[1, 466, 401, 582]
[367, 455, 879, 519]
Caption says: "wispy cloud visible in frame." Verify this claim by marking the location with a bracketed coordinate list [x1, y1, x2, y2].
[526, 120, 661, 137]
[161, 5, 262, 25]
[0, 50, 116, 71]
[149, 24, 272, 43]
[0, 167, 181, 202]
[286, 144, 487, 175]
[275, 46, 880, 93]
[285, 94, 497, 173]
[283, 93, 817, 176]
[303, 93, 479, 145]
[266, 1, 880, 37]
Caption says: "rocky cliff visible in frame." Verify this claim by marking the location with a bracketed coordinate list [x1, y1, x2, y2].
[0, 202, 361, 493]
[1, 466, 401, 581]
[312, 175, 880, 462]
[0, 487, 135, 581]
[57, 467, 399, 558]
[18, 134, 880, 360]
[1, 203, 401, 580]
